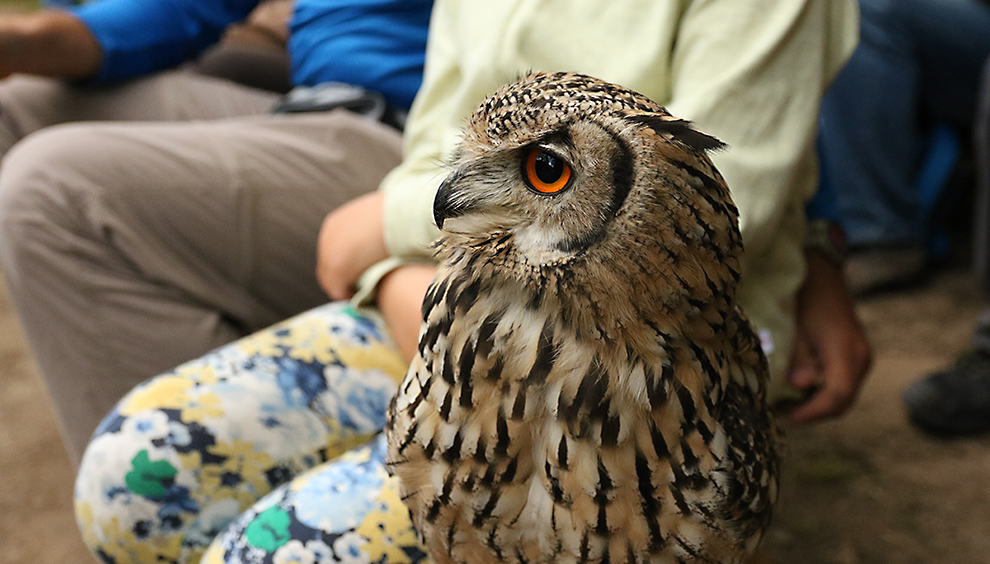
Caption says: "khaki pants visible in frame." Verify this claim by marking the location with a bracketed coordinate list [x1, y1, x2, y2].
[0, 72, 403, 463]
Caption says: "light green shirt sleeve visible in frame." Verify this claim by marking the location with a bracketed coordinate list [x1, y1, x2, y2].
[380, 0, 462, 260]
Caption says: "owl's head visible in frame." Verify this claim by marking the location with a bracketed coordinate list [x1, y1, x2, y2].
[433, 72, 743, 317]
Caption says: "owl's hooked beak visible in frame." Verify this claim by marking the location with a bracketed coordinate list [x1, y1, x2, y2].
[433, 172, 468, 229]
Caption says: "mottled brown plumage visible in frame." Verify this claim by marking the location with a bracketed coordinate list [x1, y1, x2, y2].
[385, 71, 781, 564]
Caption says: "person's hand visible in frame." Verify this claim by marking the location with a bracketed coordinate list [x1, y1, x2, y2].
[0, 18, 17, 80]
[0, 12, 101, 80]
[784, 250, 873, 423]
[316, 191, 390, 300]
[316, 190, 436, 361]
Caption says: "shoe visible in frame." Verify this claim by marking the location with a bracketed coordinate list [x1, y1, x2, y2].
[902, 349, 990, 436]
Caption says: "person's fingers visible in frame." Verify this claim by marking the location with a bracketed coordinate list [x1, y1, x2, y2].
[314, 192, 387, 300]
[315, 212, 356, 300]
[787, 374, 854, 422]
[787, 333, 870, 423]
[787, 328, 821, 391]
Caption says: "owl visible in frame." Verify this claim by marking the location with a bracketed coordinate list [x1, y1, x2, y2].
[385, 71, 781, 564]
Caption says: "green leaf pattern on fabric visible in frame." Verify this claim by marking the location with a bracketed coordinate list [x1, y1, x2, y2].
[245, 506, 292, 552]
[125, 449, 178, 498]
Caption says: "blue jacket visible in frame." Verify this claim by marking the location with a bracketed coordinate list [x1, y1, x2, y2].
[73, 0, 432, 110]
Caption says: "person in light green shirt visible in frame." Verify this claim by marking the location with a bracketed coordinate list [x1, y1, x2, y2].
[73, 2, 873, 562]
[318, 0, 873, 422]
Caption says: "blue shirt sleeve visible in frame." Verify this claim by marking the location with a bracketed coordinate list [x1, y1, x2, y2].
[72, 0, 260, 83]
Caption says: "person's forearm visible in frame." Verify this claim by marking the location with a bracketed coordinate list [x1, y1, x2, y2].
[0, 11, 100, 80]
[378, 264, 436, 363]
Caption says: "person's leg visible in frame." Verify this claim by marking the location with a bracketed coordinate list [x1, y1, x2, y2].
[901, 49, 990, 435]
[903, 0, 990, 129]
[199, 435, 426, 564]
[818, 0, 928, 249]
[0, 110, 402, 462]
[976, 56, 990, 294]
[818, 0, 990, 293]
[0, 71, 281, 156]
[74, 303, 410, 564]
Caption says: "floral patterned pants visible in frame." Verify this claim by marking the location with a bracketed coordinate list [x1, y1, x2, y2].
[74, 302, 427, 564]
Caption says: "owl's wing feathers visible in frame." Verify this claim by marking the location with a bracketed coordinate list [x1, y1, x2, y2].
[707, 306, 780, 544]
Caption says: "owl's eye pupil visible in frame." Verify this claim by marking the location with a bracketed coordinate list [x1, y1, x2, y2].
[534, 153, 563, 184]
[524, 148, 572, 194]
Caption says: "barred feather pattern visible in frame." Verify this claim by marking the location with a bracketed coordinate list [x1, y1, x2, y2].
[385, 72, 781, 564]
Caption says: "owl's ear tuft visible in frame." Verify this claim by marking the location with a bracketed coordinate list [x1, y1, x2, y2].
[626, 115, 727, 153]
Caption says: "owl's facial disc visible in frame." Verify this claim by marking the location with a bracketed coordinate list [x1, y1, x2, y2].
[509, 122, 635, 256]
[435, 120, 639, 264]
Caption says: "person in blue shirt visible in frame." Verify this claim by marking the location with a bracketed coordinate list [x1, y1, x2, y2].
[0, 0, 431, 464]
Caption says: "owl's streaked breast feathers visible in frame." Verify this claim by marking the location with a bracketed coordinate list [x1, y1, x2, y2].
[385, 71, 781, 564]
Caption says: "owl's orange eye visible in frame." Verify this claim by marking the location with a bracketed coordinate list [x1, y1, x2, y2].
[523, 148, 572, 194]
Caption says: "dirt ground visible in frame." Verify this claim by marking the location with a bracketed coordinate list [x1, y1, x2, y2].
[1, 267, 989, 564]
[766, 270, 990, 564]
